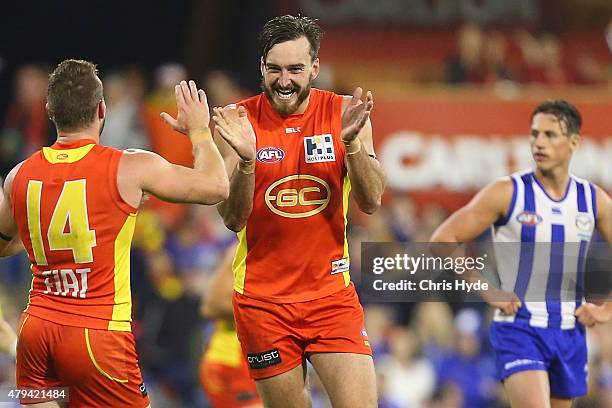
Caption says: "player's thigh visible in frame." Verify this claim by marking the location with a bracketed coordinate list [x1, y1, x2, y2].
[504, 370, 551, 408]
[53, 327, 150, 408]
[550, 397, 573, 408]
[309, 352, 376, 408]
[21, 402, 66, 408]
[254, 362, 309, 408]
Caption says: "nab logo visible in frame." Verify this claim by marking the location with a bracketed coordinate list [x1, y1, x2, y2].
[265, 174, 330, 219]
[56, 153, 68, 160]
[516, 211, 542, 226]
[257, 147, 285, 164]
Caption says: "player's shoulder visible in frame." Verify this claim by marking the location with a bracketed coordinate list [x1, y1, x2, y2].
[237, 93, 263, 111]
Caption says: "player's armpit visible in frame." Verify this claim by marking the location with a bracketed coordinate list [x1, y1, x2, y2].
[430, 177, 514, 243]
[118, 149, 229, 206]
[594, 185, 612, 242]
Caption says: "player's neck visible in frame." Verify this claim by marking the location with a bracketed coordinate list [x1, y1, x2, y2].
[292, 92, 312, 115]
[534, 166, 570, 200]
[56, 126, 100, 145]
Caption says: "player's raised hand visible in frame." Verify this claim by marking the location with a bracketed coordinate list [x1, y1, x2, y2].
[160, 80, 211, 137]
[212, 105, 257, 162]
[341, 87, 373, 143]
[575, 303, 611, 327]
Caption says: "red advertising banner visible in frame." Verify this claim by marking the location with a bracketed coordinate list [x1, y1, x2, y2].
[371, 90, 611, 196]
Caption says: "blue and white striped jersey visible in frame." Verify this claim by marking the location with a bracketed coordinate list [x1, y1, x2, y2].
[491, 170, 597, 329]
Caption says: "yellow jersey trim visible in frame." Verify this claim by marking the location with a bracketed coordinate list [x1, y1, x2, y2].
[233, 227, 248, 294]
[109, 214, 137, 332]
[42, 144, 96, 164]
[342, 174, 352, 286]
[84, 328, 128, 383]
[203, 320, 243, 367]
[18, 315, 29, 338]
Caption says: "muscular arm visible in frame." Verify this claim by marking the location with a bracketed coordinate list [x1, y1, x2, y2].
[215, 130, 254, 232]
[430, 178, 520, 313]
[213, 105, 257, 232]
[341, 94, 386, 214]
[201, 245, 235, 321]
[0, 166, 21, 257]
[575, 185, 612, 326]
[118, 130, 229, 207]
[430, 178, 514, 243]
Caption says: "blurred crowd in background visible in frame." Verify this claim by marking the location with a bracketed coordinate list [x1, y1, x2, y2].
[1, 0, 611, 407]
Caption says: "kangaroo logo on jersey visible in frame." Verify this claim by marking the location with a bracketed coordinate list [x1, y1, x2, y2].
[265, 174, 330, 218]
[304, 134, 335, 163]
[257, 147, 285, 164]
[575, 213, 593, 232]
[516, 211, 542, 226]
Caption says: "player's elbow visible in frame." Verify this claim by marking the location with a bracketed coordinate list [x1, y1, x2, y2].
[224, 218, 247, 233]
[358, 197, 382, 215]
[199, 178, 230, 204]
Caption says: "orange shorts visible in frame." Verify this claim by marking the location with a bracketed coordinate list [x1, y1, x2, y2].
[233, 283, 371, 380]
[16, 313, 150, 407]
[200, 358, 261, 408]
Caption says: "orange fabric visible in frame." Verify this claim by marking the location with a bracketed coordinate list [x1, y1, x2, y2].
[233, 283, 371, 380]
[200, 359, 260, 408]
[11, 139, 137, 330]
[16, 314, 149, 407]
[238, 89, 349, 302]
[143, 98, 193, 167]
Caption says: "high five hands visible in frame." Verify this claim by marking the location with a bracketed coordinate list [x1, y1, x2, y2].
[341, 87, 373, 143]
[212, 105, 257, 162]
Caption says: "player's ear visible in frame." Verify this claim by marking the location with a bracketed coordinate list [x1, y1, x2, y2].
[569, 133, 580, 153]
[260, 57, 265, 77]
[99, 99, 106, 120]
[310, 57, 320, 81]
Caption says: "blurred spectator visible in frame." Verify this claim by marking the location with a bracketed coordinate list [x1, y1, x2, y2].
[437, 309, 500, 408]
[482, 30, 515, 84]
[203, 69, 249, 108]
[377, 327, 436, 408]
[144, 62, 192, 167]
[143, 63, 191, 227]
[0, 65, 54, 176]
[101, 70, 150, 150]
[573, 53, 606, 85]
[516, 31, 569, 85]
[445, 23, 485, 84]
[388, 195, 419, 242]
[412, 302, 454, 371]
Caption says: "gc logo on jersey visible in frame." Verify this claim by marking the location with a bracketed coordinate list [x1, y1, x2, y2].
[304, 134, 335, 163]
[264, 174, 330, 218]
[516, 211, 542, 226]
[257, 146, 285, 164]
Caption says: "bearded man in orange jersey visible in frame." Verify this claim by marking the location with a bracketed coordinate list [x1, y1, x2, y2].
[212, 15, 386, 408]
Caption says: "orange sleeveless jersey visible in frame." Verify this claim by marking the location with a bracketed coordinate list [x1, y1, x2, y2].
[233, 89, 351, 302]
[11, 139, 137, 331]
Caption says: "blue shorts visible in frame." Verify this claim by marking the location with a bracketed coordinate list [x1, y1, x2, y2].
[489, 321, 587, 398]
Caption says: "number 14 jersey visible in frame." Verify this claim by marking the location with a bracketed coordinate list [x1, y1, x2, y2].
[11, 139, 137, 332]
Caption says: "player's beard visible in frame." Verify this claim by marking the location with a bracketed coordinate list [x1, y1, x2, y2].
[262, 78, 312, 116]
